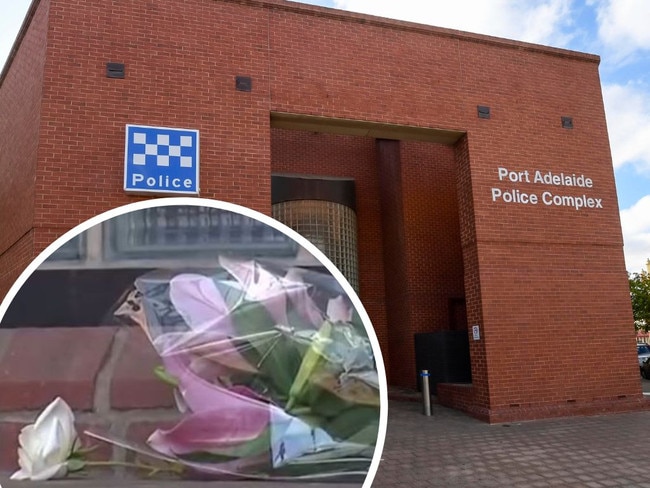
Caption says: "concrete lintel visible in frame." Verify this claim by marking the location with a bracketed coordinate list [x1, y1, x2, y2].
[271, 112, 465, 145]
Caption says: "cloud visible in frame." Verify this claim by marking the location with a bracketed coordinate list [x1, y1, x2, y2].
[602, 82, 650, 173]
[0, 2, 32, 71]
[621, 196, 650, 273]
[588, 0, 650, 63]
[331, 0, 575, 47]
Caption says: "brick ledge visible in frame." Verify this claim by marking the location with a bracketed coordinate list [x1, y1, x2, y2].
[437, 382, 650, 423]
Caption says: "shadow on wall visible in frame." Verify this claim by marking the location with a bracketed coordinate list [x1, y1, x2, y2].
[1, 269, 154, 327]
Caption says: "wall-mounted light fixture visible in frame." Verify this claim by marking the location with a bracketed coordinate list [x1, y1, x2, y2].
[561, 116, 573, 129]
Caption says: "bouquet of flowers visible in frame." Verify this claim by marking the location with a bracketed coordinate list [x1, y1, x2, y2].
[91, 256, 380, 480]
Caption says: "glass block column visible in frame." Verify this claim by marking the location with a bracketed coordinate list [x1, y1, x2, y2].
[272, 175, 359, 291]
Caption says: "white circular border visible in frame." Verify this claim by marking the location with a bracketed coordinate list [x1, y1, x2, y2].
[0, 197, 388, 487]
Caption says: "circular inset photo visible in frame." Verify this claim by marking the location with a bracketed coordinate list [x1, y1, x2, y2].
[0, 198, 387, 486]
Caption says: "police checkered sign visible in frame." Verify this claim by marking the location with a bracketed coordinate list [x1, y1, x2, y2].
[124, 124, 199, 194]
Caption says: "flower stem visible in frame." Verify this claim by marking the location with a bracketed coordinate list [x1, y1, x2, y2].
[85, 461, 146, 469]
[84, 460, 183, 475]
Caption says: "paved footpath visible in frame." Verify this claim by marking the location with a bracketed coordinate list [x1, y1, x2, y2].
[4, 399, 650, 488]
[373, 399, 650, 488]
[0, 482, 357, 488]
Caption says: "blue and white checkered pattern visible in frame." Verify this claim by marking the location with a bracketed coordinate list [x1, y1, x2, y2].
[131, 131, 194, 168]
[124, 124, 200, 194]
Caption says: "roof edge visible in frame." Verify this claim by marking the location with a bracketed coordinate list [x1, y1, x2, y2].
[0, 0, 42, 88]
[228, 0, 601, 63]
[0, 0, 601, 91]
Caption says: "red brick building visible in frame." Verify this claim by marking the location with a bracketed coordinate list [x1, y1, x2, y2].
[0, 0, 642, 433]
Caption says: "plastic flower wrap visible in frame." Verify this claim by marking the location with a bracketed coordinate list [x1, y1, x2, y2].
[96, 256, 380, 480]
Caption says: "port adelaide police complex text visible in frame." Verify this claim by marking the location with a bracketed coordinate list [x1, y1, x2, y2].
[491, 167, 603, 211]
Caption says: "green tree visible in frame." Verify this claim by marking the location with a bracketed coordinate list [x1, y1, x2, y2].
[630, 271, 650, 332]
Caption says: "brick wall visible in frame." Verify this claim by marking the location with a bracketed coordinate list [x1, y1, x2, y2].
[0, 0, 640, 421]
[31, 0, 275, 256]
[265, 1, 639, 416]
[0, 0, 50, 299]
[376, 140, 408, 387]
[0, 232, 35, 304]
[399, 141, 465, 384]
[270, 129, 392, 378]
[454, 135, 488, 408]
[271, 132, 466, 389]
[0, 326, 180, 475]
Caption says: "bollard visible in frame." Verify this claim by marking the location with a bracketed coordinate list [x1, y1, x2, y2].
[421, 369, 431, 416]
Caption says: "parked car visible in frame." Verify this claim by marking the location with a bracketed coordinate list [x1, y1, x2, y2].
[642, 358, 650, 379]
[638, 344, 650, 376]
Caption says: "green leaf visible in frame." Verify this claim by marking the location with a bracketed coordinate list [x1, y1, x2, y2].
[287, 321, 332, 411]
[153, 365, 179, 387]
[286, 321, 379, 421]
[345, 420, 380, 448]
[70, 443, 100, 458]
[270, 457, 370, 477]
[228, 300, 304, 403]
[630, 271, 650, 331]
[350, 307, 365, 334]
[280, 437, 375, 466]
[325, 406, 380, 441]
[66, 458, 86, 472]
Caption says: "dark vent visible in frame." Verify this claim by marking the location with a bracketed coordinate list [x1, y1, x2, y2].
[561, 116, 573, 129]
[106, 62, 125, 79]
[477, 105, 491, 119]
[235, 76, 252, 92]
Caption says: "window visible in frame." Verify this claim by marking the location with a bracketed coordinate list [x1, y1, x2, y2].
[40, 206, 301, 269]
[273, 200, 359, 291]
[47, 234, 85, 261]
[104, 206, 295, 260]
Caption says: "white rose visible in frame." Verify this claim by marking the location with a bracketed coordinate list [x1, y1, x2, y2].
[10, 397, 79, 481]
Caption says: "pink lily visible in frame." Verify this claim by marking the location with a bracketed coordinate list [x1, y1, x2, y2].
[148, 352, 272, 458]
[169, 273, 235, 336]
[152, 273, 257, 375]
[160, 348, 270, 413]
[147, 405, 270, 457]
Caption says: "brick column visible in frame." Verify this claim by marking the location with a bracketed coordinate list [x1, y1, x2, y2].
[376, 139, 411, 388]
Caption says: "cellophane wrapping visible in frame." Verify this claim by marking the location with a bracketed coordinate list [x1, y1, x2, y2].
[107, 256, 380, 480]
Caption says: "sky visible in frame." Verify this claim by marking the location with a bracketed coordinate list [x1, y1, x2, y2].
[1, 0, 649, 273]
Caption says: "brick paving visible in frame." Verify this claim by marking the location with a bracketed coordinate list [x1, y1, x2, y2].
[0, 482, 357, 488]
[4, 394, 650, 487]
[373, 399, 650, 487]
